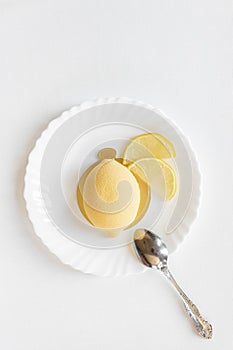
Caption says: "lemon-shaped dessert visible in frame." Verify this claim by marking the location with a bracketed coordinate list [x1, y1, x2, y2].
[78, 159, 140, 231]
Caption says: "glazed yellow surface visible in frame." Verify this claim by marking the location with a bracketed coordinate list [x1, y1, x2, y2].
[79, 159, 140, 230]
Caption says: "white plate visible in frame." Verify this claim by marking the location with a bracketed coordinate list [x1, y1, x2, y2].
[24, 97, 201, 277]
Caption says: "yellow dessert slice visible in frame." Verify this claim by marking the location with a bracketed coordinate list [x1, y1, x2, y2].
[123, 133, 176, 165]
[128, 158, 177, 200]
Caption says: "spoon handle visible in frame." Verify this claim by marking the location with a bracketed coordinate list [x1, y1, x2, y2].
[161, 266, 213, 339]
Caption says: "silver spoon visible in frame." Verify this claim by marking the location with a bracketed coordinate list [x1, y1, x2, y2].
[133, 229, 213, 339]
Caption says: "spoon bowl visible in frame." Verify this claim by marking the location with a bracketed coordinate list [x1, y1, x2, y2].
[134, 228, 168, 269]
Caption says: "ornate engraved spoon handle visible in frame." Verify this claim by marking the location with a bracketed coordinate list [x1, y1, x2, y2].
[161, 267, 213, 339]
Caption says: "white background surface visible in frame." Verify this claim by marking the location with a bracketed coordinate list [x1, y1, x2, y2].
[0, 1, 232, 349]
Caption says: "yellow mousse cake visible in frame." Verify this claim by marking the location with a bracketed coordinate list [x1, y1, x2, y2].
[79, 159, 140, 231]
